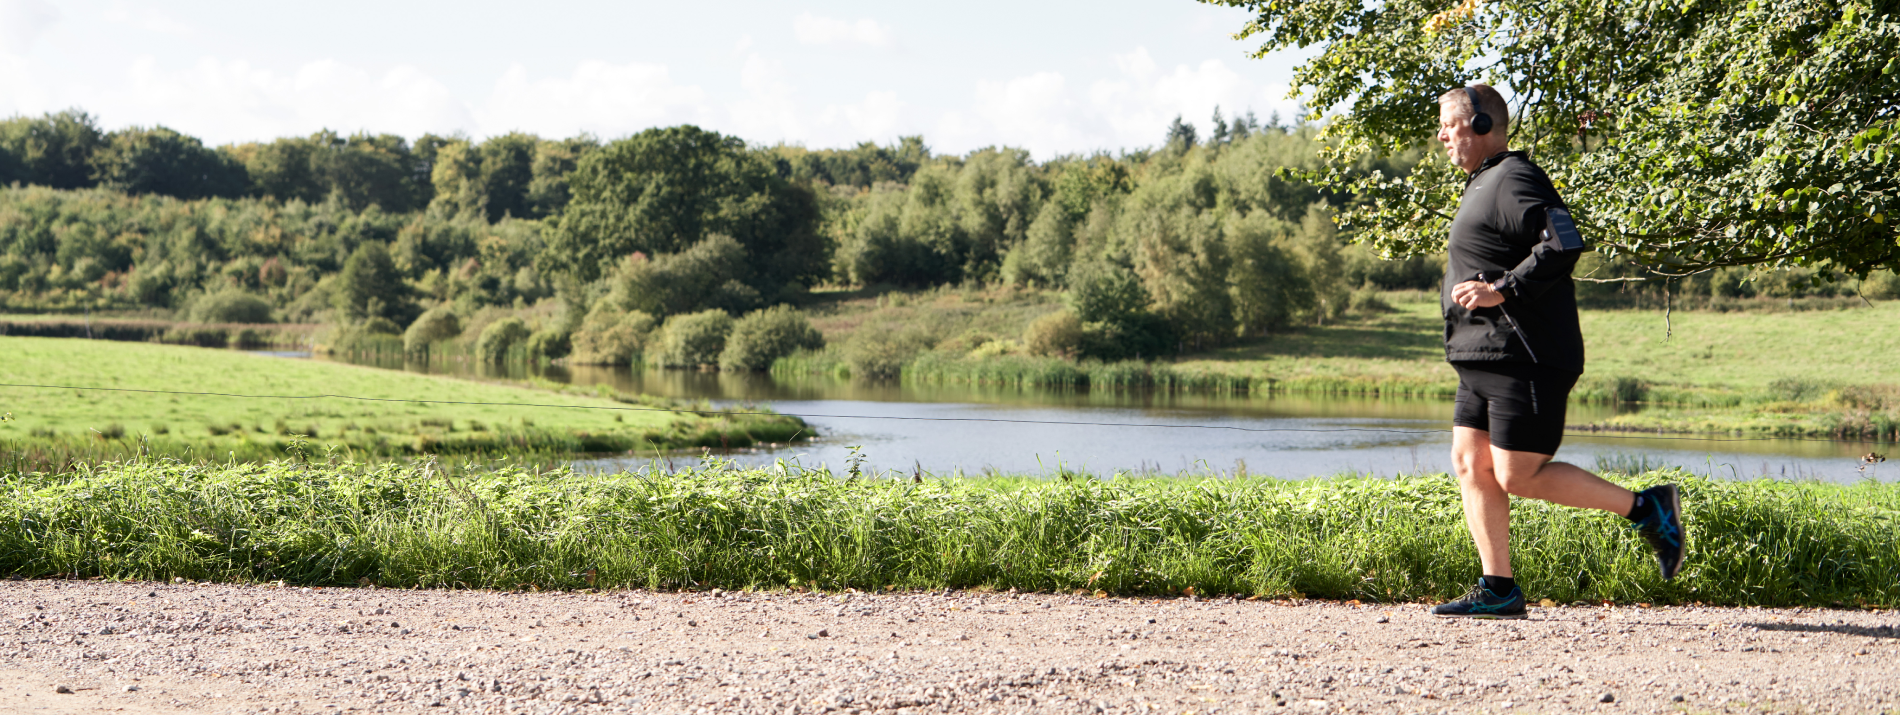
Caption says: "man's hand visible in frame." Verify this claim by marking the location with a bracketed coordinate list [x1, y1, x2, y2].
[1451, 280, 1506, 309]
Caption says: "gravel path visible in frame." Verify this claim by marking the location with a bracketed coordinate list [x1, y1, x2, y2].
[3, 581, 1896, 714]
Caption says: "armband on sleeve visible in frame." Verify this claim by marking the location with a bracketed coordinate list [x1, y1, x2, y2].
[1540, 207, 1586, 254]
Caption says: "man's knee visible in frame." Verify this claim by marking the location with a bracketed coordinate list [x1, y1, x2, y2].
[1493, 454, 1554, 496]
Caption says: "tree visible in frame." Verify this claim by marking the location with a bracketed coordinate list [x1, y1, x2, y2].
[227, 131, 427, 211]
[527, 135, 599, 218]
[1165, 115, 1198, 155]
[548, 125, 825, 289]
[0, 110, 104, 189]
[91, 126, 248, 199]
[332, 242, 413, 323]
[1214, 0, 1900, 277]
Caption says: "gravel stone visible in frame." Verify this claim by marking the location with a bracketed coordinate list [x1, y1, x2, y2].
[1, 582, 1895, 714]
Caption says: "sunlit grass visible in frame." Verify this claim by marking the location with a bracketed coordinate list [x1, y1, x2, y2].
[5, 458, 1894, 607]
[0, 336, 805, 463]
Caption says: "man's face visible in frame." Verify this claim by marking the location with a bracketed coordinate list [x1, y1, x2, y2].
[1436, 103, 1484, 173]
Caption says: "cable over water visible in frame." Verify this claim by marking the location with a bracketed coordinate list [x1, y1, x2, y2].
[0, 381, 1880, 445]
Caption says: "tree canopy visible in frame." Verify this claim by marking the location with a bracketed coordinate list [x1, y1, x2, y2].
[548, 125, 825, 290]
[1215, 0, 1899, 277]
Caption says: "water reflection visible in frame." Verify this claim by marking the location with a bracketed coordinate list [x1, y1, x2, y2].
[294, 352, 1892, 484]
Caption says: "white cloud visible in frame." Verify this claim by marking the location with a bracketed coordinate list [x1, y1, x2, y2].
[479, 61, 710, 138]
[0, 0, 58, 49]
[930, 47, 1301, 157]
[101, 2, 191, 36]
[102, 56, 469, 142]
[958, 72, 1084, 152]
[817, 91, 905, 143]
[724, 52, 805, 141]
[792, 12, 893, 48]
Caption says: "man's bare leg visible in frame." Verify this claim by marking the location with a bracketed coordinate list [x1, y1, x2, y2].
[1490, 448, 1636, 515]
[1451, 426, 1513, 577]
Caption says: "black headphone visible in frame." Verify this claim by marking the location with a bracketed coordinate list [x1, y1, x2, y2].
[1464, 86, 1493, 135]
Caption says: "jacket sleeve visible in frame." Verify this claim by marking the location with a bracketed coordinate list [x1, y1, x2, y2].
[1490, 168, 1584, 301]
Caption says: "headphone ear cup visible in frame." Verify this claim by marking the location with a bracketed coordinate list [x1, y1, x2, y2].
[1471, 113, 1493, 135]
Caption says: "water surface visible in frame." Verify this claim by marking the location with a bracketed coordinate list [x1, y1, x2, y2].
[296, 353, 1893, 483]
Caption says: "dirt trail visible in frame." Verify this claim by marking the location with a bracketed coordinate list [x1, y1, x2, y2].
[2, 581, 1896, 714]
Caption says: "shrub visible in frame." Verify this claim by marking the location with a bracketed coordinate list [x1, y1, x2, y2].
[360, 316, 402, 335]
[1078, 313, 1175, 361]
[160, 326, 228, 347]
[1022, 309, 1083, 358]
[476, 317, 532, 362]
[403, 306, 462, 353]
[842, 327, 935, 380]
[232, 327, 267, 347]
[189, 288, 274, 324]
[719, 305, 824, 371]
[525, 328, 572, 361]
[1863, 271, 1900, 300]
[651, 309, 734, 368]
[1348, 285, 1395, 314]
[569, 305, 657, 365]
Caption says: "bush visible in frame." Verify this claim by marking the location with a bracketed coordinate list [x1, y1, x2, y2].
[651, 309, 734, 368]
[403, 306, 462, 353]
[1863, 271, 1900, 300]
[189, 289, 274, 324]
[1347, 285, 1395, 314]
[360, 316, 402, 335]
[1022, 309, 1083, 358]
[525, 328, 572, 361]
[160, 326, 229, 348]
[842, 327, 935, 380]
[476, 317, 532, 362]
[1078, 313, 1175, 361]
[232, 327, 267, 348]
[569, 305, 657, 365]
[719, 305, 824, 371]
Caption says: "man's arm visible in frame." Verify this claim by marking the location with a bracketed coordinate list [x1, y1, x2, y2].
[1491, 205, 1585, 300]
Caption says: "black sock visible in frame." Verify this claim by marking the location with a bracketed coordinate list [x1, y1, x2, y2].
[1480, 575, 1516, 595]
[1625, 494, 1654, 523]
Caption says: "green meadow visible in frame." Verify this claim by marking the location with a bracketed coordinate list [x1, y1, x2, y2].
[0, 337, 805, 464]
[4, 458, 1895, 607]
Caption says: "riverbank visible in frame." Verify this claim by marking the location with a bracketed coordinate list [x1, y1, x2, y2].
[0, 337, 805, 465]
[777, 288, 1900, 440]
[6, 458, 1895, 607]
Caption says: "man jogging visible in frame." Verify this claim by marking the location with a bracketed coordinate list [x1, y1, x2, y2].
[1430, 84, 1685, 619]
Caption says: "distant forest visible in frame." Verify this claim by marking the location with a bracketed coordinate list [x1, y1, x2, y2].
[1, 109, 1889, 358]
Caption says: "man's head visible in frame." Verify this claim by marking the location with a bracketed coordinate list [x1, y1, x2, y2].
[1436, 84, 1510, 173]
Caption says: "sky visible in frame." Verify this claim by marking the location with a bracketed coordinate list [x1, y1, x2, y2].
[0, 0, 1316, 158]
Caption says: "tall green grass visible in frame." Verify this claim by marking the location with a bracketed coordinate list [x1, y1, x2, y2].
[891, 351, 1450, 397]
[4, 458, 1894, 607]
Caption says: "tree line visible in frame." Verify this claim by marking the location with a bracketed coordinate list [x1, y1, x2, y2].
[3, 103, 1887, 369]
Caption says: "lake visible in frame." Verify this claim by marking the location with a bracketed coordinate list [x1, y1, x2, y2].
[288, 352, 1894, 484]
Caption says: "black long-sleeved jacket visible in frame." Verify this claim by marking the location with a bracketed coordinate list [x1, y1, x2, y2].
[1441, 151, 1586, 373]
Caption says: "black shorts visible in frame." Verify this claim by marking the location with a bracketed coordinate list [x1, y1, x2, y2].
[1451, 362, 1579, 455]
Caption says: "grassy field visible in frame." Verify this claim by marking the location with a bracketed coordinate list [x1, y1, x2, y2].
[0, 337, 806, 464]
[3, 457, 1895, 607]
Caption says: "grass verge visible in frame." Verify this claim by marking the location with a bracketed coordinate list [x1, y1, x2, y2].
[0, 336, 806, 465]
[4, 458, 1895, 607]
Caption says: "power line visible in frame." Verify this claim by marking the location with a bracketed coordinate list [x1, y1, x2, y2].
[0, 381, 1888, 446]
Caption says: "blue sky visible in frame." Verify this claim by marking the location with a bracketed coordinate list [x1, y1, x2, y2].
[0, 0, 1315, 157]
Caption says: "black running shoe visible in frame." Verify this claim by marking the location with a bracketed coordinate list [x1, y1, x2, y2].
[1631, 484, 1686, 580]
[1431, 583, 1527, 619]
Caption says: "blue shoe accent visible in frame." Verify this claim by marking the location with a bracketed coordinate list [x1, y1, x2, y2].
[1432, 583, 1527, 619]
[1631, 484, 1686, 580]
